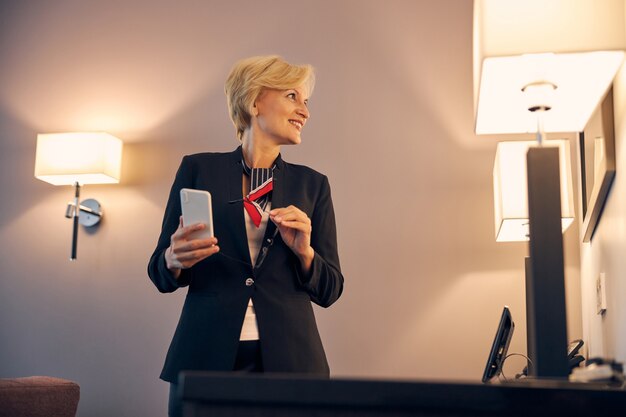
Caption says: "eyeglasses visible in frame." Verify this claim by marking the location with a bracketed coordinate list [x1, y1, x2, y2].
[217, 207, 279, 269]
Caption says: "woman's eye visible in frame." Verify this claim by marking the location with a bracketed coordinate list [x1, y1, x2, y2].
[287, 93, 296, 100]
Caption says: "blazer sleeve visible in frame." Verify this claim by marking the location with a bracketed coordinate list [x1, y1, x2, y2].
[147, 156, 195, 293]
[296, 175, 344, 308]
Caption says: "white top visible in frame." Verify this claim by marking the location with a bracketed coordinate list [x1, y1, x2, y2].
[238, 203, 271, 341]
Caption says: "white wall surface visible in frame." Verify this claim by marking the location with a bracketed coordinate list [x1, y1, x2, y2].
[578, 6, 626, 363]
[0, 1, 582, 416]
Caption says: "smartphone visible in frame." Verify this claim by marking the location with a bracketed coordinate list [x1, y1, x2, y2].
[180, 188, 214, 240]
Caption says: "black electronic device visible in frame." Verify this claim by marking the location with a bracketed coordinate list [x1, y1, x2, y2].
[518, 339, 585, 378]
[567, 339, 583, 360]
[567, 339, 585, 369]
[482, 306, 515, 383]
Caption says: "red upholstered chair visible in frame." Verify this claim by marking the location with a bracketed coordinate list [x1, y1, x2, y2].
[0, 376, 80, 417]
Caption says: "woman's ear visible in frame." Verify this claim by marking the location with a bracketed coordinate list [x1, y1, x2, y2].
[251, 90, 265, 117]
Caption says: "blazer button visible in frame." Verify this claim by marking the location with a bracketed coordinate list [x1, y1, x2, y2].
[245, 278, 254, 287]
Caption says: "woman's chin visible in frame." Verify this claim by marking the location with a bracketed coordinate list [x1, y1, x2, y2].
[266, 133, 302, 147]
[282, 135, 302, 146]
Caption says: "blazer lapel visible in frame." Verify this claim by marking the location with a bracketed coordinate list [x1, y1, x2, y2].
[226, 148, 252, 267]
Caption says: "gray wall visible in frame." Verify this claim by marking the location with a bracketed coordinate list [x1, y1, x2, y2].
[0, 1, 581, 416]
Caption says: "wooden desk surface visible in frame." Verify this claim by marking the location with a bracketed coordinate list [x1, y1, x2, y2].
[180, 372, 625, 417]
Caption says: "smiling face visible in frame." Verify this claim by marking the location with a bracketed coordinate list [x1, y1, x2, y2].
[251, 86, 310, 146]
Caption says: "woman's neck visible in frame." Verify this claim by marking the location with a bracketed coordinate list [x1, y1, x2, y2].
[241, 131, 280, 168]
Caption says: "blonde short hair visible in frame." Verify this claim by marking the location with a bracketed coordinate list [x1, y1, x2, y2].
[225, 55, 315, 140]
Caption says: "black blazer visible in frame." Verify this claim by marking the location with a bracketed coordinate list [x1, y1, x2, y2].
[148, 147, 344, 382]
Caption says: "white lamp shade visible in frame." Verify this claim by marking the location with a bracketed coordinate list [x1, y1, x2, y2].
[493, 140, 575, 242]
[473, 0, 626, 134]
[35, 132, 123, 185]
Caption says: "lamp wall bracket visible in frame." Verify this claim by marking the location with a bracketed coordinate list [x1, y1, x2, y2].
[65, 198, 103, 227]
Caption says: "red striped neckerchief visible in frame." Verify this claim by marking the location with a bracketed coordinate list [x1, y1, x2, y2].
[242, 159, 275, 227]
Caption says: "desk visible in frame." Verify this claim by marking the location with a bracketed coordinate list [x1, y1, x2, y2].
[179, 372, 625, 417]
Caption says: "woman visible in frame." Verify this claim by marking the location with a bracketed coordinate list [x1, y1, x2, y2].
[147, 55, 344, 416]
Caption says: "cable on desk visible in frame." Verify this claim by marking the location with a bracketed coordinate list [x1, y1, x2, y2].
[499, 353, 533, 382]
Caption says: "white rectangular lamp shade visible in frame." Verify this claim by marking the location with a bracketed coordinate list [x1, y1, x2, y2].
[493, 140, 574, 242]
[476, 51, 624, 134]
[473, 0, 625, 134]
[35, 132, 123, 185]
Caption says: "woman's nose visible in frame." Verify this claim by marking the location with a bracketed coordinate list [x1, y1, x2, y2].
[298, 104, 310, 120]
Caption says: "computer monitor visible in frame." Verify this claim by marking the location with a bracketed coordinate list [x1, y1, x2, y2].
[482, 306, 514, 383]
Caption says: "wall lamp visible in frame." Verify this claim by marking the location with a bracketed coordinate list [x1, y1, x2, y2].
[474, 0, 625, 379]
[34, 132, 123, 260]
[493, 139, 574, 242]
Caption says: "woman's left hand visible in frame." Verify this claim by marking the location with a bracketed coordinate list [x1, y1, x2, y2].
[270, 205, 314, 270]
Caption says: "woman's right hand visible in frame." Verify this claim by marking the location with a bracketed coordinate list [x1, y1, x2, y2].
[165, 216, 219, 278]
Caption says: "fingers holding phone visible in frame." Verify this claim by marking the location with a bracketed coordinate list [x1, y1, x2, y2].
[166, 217, 219, 275]
[166, 188, 218, 277]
